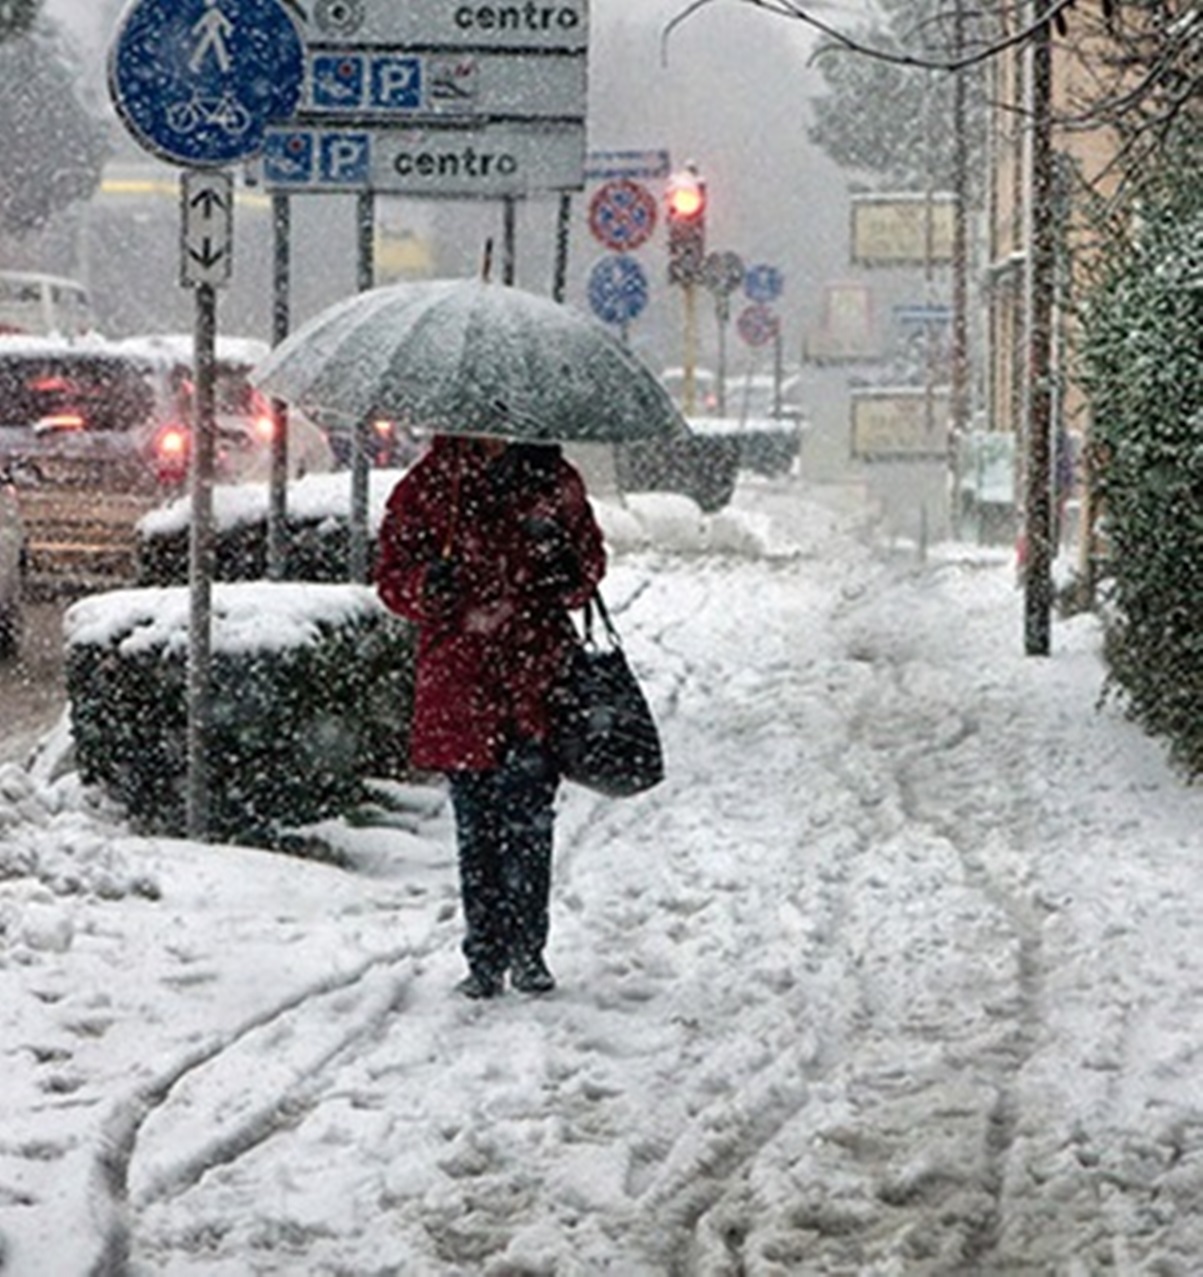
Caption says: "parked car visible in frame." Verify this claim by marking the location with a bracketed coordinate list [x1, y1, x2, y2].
[119, 334, 334, 483]
[0, 270, 95, 339]
[0, 466, 25, 659]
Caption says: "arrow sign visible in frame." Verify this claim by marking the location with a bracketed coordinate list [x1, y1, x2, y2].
[181, 169, 233, 287]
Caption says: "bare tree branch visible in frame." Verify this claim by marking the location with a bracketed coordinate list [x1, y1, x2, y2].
[664, 0, 1103, 73]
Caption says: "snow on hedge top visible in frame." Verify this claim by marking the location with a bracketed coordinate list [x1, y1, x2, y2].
[64, 583, 384, 657]
[138, 470, 410, 538]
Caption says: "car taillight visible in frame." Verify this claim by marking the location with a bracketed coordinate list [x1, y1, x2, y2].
[154, 425, 190, 480]
[34, 412, 86, 433]
[156, 425, 189, 459]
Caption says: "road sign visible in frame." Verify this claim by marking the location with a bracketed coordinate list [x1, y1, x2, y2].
[737, 303, 780, 348]
[588, 180, 657, 252]
[181, 169, 234, 287]
[259, 120, 586, 195]
[584, 149, 671, 181]
[703, 250, 745, 297]
[300, 49, 586, 120]
[295, 0, 589, 51]
[587, 255, 649, 327]
[744, 263, 784, 303]
[108, 0, 305, 167]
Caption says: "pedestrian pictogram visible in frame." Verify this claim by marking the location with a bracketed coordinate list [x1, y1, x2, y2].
[589, 179, 658, 253]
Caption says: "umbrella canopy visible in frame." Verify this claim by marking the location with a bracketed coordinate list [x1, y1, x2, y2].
[251, 279, 688, 444]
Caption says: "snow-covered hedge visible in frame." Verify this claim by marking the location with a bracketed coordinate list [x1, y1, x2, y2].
[64, 584, 414, 847]
[136, 471, 407, 585]
[1078, 147, 1203, 777]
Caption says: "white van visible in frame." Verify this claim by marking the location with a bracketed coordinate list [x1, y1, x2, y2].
[0, 271, 95, 339]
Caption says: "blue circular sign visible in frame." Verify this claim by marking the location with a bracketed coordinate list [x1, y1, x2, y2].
[588, 255, 649, 327]
[745, 263, 784, 304]
[108, 0, 305, 167]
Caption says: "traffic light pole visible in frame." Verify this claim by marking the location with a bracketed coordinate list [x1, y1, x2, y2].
[683, 281, 698, 416]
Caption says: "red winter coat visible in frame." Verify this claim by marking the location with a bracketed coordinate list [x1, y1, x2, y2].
[376, 436, 606, 772]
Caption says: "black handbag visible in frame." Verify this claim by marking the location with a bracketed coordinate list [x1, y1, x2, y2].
[549, 591, 664, 797]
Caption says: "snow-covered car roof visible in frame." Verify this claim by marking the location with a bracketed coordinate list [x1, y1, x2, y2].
[117, 333, 272, 368]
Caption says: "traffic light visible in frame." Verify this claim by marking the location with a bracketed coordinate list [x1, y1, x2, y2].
[666, 166, 706, 285]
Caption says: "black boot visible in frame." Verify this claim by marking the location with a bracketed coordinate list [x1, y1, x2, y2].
[511, 954, 555, 994]
[456, 969, 504, 999]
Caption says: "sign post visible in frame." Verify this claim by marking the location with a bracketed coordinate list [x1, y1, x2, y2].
[109, 0, 304, 840]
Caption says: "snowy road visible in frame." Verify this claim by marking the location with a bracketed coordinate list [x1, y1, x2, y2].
[2, 482, 1202, 1275]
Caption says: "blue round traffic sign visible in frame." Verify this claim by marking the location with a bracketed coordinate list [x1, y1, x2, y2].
[108, 0, 305, 167]
[587, 255, 649, 327]
[745, 263, 784, 304]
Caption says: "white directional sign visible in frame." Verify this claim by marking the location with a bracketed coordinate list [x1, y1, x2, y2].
[299, 0, 588, 51]
[302, 49, 585, 120]
[180, 170, 234, 287]
[260, 120, 585, 196]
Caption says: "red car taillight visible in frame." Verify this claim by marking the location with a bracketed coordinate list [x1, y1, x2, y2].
[153, 424, 190, 481]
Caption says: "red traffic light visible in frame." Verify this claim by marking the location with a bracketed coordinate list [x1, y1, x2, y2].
[666, 174, 705, 221]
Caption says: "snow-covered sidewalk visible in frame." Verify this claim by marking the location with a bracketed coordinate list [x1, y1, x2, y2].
[2, 481, 1201, 1275]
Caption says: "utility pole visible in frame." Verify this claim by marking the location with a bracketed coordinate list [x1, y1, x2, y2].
[1024, 0, 1056, 656]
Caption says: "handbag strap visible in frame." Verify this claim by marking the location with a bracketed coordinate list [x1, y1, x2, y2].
[582, 590, 622, 649]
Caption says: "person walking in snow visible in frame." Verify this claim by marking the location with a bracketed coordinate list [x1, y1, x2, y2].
[376, 435, 606, 999]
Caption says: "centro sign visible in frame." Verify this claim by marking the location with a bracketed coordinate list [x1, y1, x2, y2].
[298, 0, 588, 51]
[453, 4, 582, 32]
[260, 120, 585, 195]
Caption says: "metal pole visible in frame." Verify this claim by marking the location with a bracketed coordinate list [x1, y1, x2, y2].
[715, 296, 728, 417]
[186, 281, 218, 840]
[683, 281, 697, 416]
[349, 191, 375, 585]
[502, 196, 517, 285]
[552, 193, 572, 303]
[949, 0, 971, 537]
[267, 193, 290, 581]
[1024, 0, 1055, 656]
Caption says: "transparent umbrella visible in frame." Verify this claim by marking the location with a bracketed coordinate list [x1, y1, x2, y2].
[251, 278, 688, 444]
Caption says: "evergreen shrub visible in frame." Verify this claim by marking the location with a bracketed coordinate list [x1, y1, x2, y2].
[1078, 151, 1203, 777]
[65, 585, 414, 847]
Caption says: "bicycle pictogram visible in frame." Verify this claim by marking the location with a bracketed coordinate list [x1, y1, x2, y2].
[167, 91, 252, 137]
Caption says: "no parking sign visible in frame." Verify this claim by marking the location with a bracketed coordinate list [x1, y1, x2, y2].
[737, 303, 780, 348]
[588, 179, 658, 253]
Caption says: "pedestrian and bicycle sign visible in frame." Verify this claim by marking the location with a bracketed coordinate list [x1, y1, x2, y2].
[588, 179, 657, 252]
[108, 0, 305, 167]
[744, 263, 784, 304]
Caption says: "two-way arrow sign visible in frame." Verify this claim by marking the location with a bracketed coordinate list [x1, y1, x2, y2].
[180, 169, 233, 288]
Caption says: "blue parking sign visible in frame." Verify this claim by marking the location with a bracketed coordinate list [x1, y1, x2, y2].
[371, 56, 423, 110]
[320, 132, 371, 185]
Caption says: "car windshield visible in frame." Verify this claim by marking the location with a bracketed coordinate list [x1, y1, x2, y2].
[0, 355, 156, 433]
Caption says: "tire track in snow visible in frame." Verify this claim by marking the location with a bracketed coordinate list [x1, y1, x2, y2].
[87, 946, 415, 1275]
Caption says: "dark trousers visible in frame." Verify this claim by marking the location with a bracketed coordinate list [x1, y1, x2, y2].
[447, 739, 559, 978]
